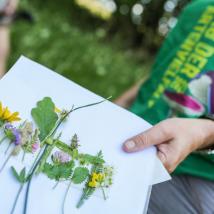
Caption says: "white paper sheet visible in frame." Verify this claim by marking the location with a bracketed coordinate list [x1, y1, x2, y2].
[0, 56, 170, 214]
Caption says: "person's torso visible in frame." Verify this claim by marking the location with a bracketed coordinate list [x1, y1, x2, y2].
[131, 0, 214, 180]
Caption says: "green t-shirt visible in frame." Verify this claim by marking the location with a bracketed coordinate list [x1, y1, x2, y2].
[131, 0, 214, 180]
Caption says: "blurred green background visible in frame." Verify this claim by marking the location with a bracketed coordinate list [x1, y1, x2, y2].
[9, 0, 190, 98]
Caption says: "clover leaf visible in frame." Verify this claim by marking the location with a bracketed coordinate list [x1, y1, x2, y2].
[43, 161, 74, 181]
[11, 167, 27, 184]
[72, 167, 89, 184]
[31, 97, 58, 141]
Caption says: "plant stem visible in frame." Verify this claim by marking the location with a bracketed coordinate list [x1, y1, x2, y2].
[22, 125, 60, 214]
[10, 184, 24, 214]
[76, 187, 92, 209]
[23, 98, 109, 214]
[11, 144, 50, 214]
[5, 142, 12, 154]
[54, 98, 110, 135]
[0, 135, 6, 145]
[26, 99, 108, 177]
[22, 151, 26, 162]
[52, 180, 60, 189]
[39, 118, 62, 148]
[36, 142, 55, 174]
[28, 146, 44, 174]
[101, 187, 107, 200]
[62, 180, 72, 214]
[26, 124, 60, 176]
[23, 144, 49, 214]
[77, 151, 104, 208]
[0, 152, 12, 173]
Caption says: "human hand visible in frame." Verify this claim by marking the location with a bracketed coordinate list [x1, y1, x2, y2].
[123, 118, 214, 173]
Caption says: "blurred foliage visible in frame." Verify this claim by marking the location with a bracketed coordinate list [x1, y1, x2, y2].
[9, 0, 150, 98]
[9, 0, 190, 98]
[110, 0, 191, 51]
[75, 0, 190, 51]
[75, 0, 113, 20]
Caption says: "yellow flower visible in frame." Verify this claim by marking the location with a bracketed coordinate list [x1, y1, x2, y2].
[88, 180, 97, 188]
[88, 172, 105, 188]
[0, 102, 21, 123]
[92, 172, 99, 180]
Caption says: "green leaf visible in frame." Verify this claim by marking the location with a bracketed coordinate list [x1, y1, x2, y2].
[72, 149, 79, 160]
[55, 140, 73, 155]
[78, 154, 105, 165]
[76, 151, 105, 208]
[76, 186, 95, 208]
[11, 167, 26, 183]
[43, 161, 74, 181]
[31, 97, 58, 141]
[55, 141, 80, 160]
[72, 167, 89, 184]
[20, 168, 26, 182]
[11, 167, 20, 181]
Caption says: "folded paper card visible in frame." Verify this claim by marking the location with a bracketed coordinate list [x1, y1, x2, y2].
[0, 56, 170, 214]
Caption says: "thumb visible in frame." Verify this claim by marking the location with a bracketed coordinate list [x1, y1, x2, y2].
[123, 122, 172, 153]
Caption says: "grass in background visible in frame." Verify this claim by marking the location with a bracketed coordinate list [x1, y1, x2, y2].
[8, 0, 152, 98]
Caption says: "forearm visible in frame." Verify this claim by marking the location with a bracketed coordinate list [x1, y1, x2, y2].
[115, 75, 149, 109]
[114, 85, 139, 109]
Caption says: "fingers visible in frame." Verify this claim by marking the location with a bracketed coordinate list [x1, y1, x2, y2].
[123, 120, 173, 153]
[156, 143, 174, 173]
[157, 150, 166, 166]
[122, 118, 210, 173]
[156, 140, 187, 173]
[157, 150, 175, 173]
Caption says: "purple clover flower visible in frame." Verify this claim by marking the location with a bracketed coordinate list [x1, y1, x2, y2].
[11, 128, 21, 146]
[4, 123, 21, 146]
[4, 123, 13, 130]
[53, 151, 71, 163]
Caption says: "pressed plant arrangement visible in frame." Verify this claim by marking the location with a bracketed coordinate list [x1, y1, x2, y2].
[0, 97, 114, 214]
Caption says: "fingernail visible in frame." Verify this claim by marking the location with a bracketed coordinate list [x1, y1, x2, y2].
[124, 140, 136, 151]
